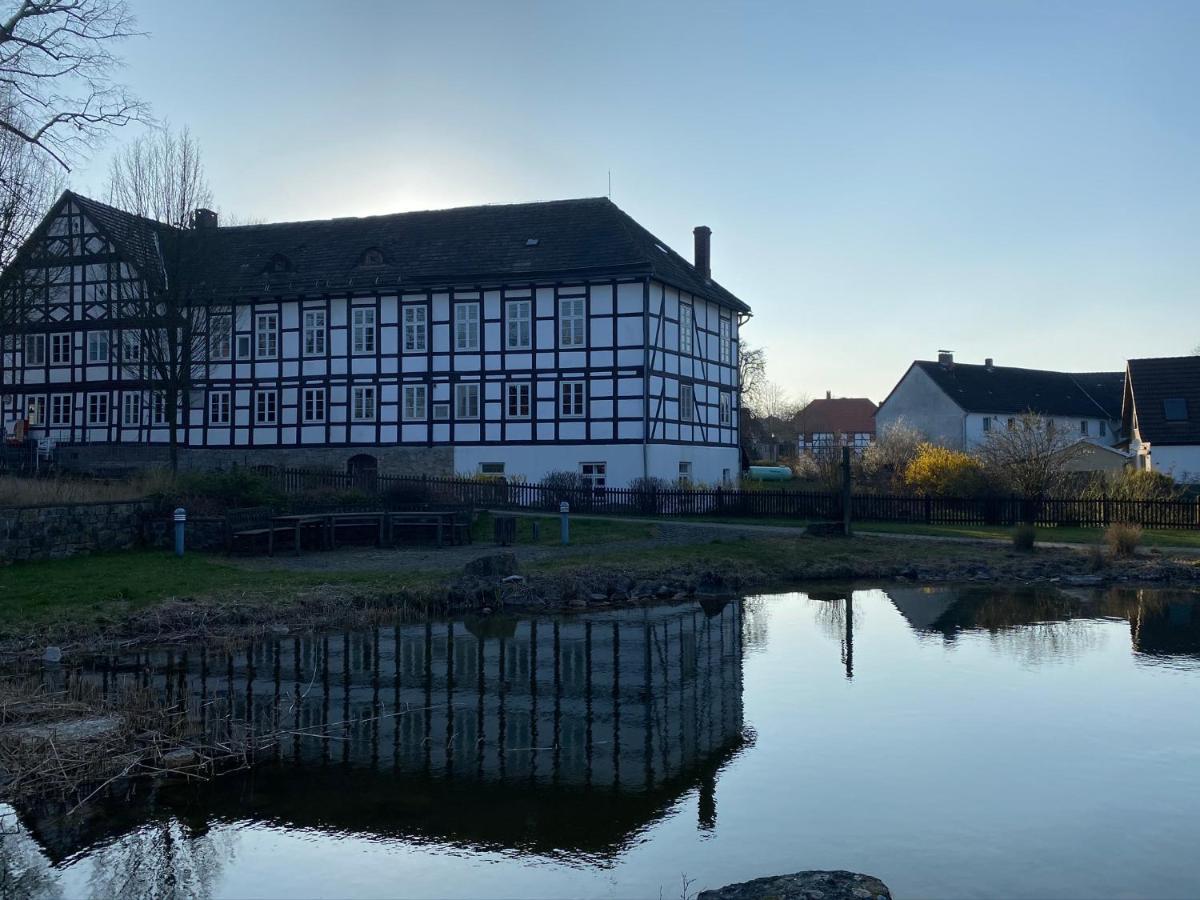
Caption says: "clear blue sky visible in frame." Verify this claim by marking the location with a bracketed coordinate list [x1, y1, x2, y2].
[70, 0, 1200, 403]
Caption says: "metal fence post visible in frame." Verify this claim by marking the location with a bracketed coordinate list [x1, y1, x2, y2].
[173, 507, 186, 557]
[560, 501, 570, 545]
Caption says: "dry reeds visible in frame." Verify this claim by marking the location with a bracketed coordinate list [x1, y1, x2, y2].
[0, 469, 176, 508]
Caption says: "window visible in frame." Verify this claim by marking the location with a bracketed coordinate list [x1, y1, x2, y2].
[505, 300, 531, 349]
[479, 462, 505, 476]
[719, 392, 732, 426]
[402, 305, 427, 353]
[403, 384, 427, 421]
[1099, 420, 1107, 437]
[349, 307, 375, 355]
[50, 333, 71, 365]
[87, 331, 109, 363]
[255, 313, 278, 358]
[719, 317, 732, 365]
[254, 389, 277, 424]
[679, 304, 693, 355]
[87, 394, 108, 426]
[678, 461, 693, 482]
[432, 402, 449, 421]
[1080, 420, 1089, 436]
[26, 397, 45, 426]
[209, 391, 231, 425]
[506, 382, 531, 419]
[152, 392, 168, 425]
[25, 334, 45, 365]
[352, 385, 377, 421]
[455, 382, 480, 419]
[1164, 398, 1189, 421]
[454, 303, 480, 351]
[680, 383, 694, 422]
[302, 387, 325, 423]
[50, 394, 71, 426]
[580, 462, 607, 490]
[559, 297, 585, 348]
[236, 334, 252, 360]
[560, 381, 585, 418]
[982, 416, 992, 433]
[303, 310, 326, 356]
[122, 393, 141, 426]
[209, 314, 232, 360]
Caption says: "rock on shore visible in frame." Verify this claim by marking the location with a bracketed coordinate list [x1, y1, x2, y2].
[697, 870, 892, 900]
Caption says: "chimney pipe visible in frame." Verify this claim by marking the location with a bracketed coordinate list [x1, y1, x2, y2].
[826, 390, 832, 400]
[937, 350, 954, 367]
[985, 357, 994, 369]
[192, 208, 218, 230]
[693, 226, 711, 280]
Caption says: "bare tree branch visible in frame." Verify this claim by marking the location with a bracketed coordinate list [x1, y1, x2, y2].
[0, 0, 147, 169]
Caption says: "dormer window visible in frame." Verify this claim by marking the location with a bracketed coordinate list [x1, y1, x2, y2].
[265, 254, 291, 274]
[360, 247, 385, 267]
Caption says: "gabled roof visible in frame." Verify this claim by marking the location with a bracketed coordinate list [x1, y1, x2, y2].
[1125, 356, 1200, 445]
[43, 193, 750, 312]
[910, 360, 1124, 419]
[794, 397, 877, 434]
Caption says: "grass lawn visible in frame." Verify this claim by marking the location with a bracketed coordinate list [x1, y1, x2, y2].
[471, 511, 656, 545]
[854, 521, 1200, 549]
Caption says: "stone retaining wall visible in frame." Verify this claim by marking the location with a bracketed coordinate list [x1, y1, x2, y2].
[0, 500, 153, 563]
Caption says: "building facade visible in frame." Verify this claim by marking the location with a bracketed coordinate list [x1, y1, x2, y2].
[0, 194, 750, 487]
[794, 393, 877, 456]
[1123, 356, 1200, 482]
[876, 352, 1124, 453]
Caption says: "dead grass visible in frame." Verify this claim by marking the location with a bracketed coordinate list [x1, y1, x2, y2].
[0, 470, 175, 507]
[1105, 522, 1144, 558]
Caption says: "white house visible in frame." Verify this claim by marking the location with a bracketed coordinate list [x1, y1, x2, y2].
[0, 193, 750, 487]
[1123, 356, 1200, 482]
[876, 352, 1124, 452]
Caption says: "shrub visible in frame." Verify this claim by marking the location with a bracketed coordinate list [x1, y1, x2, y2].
[1105, 522, 1143, 558]
[1087, 543, 1108, 571]
[1080, 470, 1181, 502]
[862, 420, 924, 487]
[1012, 523, 1037, 551]
[162, 469, 285, 514]
[903, 444, 990, 497]
[629, 476, 670, 493]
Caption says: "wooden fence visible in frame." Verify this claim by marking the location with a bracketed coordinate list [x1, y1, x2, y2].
[259, 468, 1200, 530]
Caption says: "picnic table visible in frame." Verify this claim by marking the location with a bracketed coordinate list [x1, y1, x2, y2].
[387, 509, 460, 547]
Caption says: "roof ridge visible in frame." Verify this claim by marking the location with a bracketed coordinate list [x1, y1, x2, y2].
[916, 359, 1122, 378]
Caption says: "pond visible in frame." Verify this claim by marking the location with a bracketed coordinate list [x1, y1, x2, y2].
[4, 585, 1200, 899]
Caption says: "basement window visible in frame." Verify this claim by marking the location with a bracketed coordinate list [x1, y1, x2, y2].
[1164, 398, 1188, 421]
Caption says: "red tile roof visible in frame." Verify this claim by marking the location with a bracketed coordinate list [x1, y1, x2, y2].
[794, 397, 878, 435]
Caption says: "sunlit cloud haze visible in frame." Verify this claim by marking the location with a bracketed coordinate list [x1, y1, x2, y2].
[69, 0, 1200, 403]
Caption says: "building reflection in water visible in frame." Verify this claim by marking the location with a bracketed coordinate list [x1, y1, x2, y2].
[20, 599, 750, 870]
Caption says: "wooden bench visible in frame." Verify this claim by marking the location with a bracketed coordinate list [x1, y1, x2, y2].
[224, 506, 287, 555]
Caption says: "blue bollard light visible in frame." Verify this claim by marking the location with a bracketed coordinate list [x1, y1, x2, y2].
[174, 507, 186, 557]
[560, 501, 570, 545]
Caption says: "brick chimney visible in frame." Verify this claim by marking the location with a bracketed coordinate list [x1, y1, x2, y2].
[937, 350, 954, 367]
[693, 226, 711, 279]
[192, 208, 218, 230]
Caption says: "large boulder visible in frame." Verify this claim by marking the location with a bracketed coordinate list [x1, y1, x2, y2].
[697, 870, 891, 900]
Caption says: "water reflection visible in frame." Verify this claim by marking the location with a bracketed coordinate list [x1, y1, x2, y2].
[18, 600, 748, 873]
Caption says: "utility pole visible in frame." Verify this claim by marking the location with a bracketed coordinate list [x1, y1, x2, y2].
[841, 445, 853, 537]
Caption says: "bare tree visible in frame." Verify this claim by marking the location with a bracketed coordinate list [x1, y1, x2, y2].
[861, 419, 924, 485]
[0, 0, 146, 169]
[753, 380, 803, 422]
[976, 412, 1076, 513]
[106, 126, 218, 471]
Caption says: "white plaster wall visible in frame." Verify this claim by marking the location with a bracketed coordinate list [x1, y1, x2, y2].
[453, 442, 739, 487]
[876, 367, 965, 448]
[1146, 445, 1200, 483]
[963, 413, 1118, 449]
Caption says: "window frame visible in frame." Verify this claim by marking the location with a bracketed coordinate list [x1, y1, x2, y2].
[454, 302, 480, 351]
[580, 462, 607, 491]
[506, 382, 531, 419]
[302, 387, 326, 424]
[49, 393, 72, 427]
[402, 384, 428, 422]
[26, 396, 46, 426]
[255, 312, 279, 359]
[680, 383, 695, 423]
[679, 303, 694, 355]
[719, 391, 732, 427]
[352, 306, 377, 355]
[209, 313, 232, 361]
[49, 332, 71, 365]
[302, 309, 327, 357]
[560, 380, 586, 419]
[87, 393, 109, 426]
[209, 390, 232, 425]
[505, 299, 532, 350]
[86, 330, 109, 364]
[402, 304, 428, 354]
[121, 392, 141, 426]
[718, 317, 732, 365]
[351, 385, 378, 422]
[558, 297, 586, 348]
[24, 334, 45, 366]
[455, 382, 481, 420]
[254, 389, 278, 425]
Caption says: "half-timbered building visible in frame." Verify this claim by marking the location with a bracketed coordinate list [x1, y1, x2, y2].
[0, 192, 750, 486]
